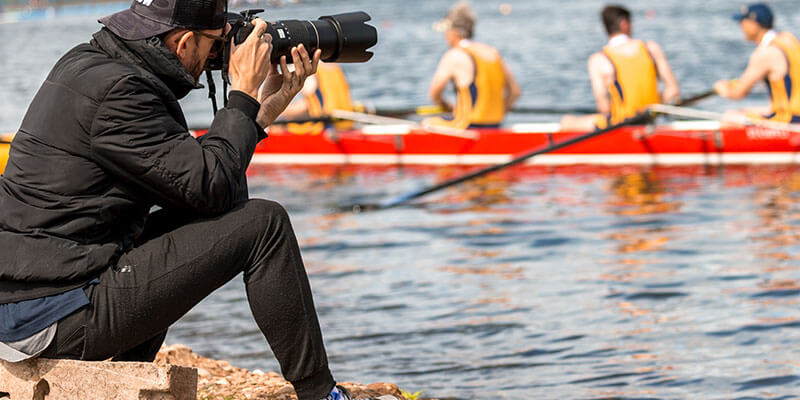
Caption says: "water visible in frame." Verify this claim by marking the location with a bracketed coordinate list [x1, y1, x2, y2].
[3, 0, 800, 398]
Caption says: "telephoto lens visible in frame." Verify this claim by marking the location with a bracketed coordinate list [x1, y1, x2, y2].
[208, 9, 377, 68]
[265, 12, 377, 64]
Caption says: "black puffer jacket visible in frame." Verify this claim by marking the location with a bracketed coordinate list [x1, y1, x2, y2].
[0, 28, 265, 303]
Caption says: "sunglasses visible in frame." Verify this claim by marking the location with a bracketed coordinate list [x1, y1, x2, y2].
[193, 30, 227, 60]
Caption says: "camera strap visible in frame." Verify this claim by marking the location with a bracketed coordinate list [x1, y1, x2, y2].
[206, 70, 218, 114]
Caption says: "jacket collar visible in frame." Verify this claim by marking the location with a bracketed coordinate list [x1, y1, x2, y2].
[91, 28, 201, 100]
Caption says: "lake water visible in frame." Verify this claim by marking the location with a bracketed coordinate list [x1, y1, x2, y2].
[3, 0, 800, 398]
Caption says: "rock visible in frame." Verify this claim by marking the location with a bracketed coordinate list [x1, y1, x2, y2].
[0, 357, 197, 400]
[154, 344, 418, 400]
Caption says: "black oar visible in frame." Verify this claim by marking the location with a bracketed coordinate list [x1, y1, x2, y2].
[510, 106, 597, 115]
[343, 89, 717, 212]
[373, 90, 717, 118]
[0, 140, 10, 145]
[671, 89, 717, 107]
[344, 112, 651, 212]
[271, 116, 334, 125]
[373, 104, 598, 117]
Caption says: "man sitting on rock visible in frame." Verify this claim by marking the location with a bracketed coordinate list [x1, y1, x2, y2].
[0, 0, 375, 399]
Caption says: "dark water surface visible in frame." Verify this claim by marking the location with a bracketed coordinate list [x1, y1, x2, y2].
[4, 1, 800, 398]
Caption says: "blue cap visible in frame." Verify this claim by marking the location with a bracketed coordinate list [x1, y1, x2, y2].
[733, 3, 774, 28]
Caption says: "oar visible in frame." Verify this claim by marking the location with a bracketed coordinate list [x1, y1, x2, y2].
[343, 112, 651, 212]
[270, 116, 333, 125]
[671, 89, 717, 107]
[510, 106, 597, 115]
[371, 104, 598, 117]
[330, 110, 478, 140]
[342, 89, 717, 212]
[0, 140, 10, 145]
[370, 90, 717, 118]
[371, 105, 447, 117]
[650, 103, 800, 133]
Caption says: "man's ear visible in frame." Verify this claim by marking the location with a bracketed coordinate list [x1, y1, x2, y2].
[162, 29, 194, 58]
[175, 31, 195, 59]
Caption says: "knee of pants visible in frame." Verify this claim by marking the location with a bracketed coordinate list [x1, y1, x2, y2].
[243, 199, 292, 233]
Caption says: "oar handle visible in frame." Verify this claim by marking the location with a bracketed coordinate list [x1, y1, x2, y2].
[674, 89, 717, 107]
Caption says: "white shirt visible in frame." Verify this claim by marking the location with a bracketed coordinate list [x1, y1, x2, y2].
[607, 33, 632, 48]
[759, 30, 778, 49]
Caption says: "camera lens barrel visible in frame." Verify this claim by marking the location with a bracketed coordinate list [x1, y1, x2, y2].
[266, 12, 376, 64]
[319, 12, 377, 63]
[205, 10, 377, 70]
[266, 19, 338, 64]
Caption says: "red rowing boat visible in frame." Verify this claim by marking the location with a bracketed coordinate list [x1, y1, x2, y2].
[193, 120, 800, 165]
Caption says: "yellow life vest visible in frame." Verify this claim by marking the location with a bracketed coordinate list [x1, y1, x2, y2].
[0, 138, 9, 175]
[428, 42, 507, 130]
[288, 63, 354, 134]
[765, 32, 800, 123]
[596, 39, 660, 129]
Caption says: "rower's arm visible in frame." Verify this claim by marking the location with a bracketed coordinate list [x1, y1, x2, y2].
[646, 41, 680, 104]
[588, 53, 612, 115]
[429, 51, 456, 110]
[501, 60, 522, 110]
[716, 47, 775, 100]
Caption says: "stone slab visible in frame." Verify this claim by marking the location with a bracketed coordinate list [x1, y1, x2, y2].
[0, 358, 197, 400]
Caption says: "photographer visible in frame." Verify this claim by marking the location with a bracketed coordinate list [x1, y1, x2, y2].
[0, 0, 365, 399]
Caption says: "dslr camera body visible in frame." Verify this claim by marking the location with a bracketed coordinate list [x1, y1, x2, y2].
[203, 9, 376, 112]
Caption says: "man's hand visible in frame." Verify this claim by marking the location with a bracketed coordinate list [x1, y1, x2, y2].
[256, 44, 322, 128]
[229, 19, 272, 100]
[714, 79, 733, 99]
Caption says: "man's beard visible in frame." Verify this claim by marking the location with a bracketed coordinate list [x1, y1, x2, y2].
[187, 55, 205, 81]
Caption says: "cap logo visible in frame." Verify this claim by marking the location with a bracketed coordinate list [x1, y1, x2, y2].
[135, 0, 154, 6]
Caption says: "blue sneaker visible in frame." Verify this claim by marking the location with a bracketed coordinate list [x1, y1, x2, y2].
[323, 385, 400, 400]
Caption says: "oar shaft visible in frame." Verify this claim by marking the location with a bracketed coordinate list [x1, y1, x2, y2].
[271, 116, 333, 125]
[378, 112, 651, 209]
[510, 106, 597, 115]
[650, 103, 800, 133]
[372, 90, 717, 118]
[330, 110, 478, 140]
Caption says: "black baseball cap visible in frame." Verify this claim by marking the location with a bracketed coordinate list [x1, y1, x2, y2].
[99, 0, 227, 41]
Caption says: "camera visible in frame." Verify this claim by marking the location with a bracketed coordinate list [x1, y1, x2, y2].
[205, 9, 377, 70]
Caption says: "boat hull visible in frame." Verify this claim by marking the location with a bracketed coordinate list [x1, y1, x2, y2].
[195, 121, 800, 166]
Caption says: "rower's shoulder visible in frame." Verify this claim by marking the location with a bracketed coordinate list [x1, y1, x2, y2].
[643, 40, 665, 55]
[443, 46, 474, 65]
[750, 43, 783, 64]
[588, 50, 610, 65]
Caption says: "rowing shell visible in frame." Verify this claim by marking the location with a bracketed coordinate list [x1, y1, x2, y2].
[2, 121, 798, 176]
[195, 120, 800, 166]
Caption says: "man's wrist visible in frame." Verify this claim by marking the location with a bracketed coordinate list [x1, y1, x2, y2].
[228, 91, 261, 121]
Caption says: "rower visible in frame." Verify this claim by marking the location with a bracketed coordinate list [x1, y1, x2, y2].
[425, 1, 521, 130]
[714, 3, 800, 123]
[560, 5, 680, 132]
[279, 62, 355, 132]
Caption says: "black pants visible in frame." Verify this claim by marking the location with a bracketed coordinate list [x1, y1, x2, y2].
[40, 199, 334, 400]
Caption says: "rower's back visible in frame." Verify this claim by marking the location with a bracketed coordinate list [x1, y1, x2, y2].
[765, 32, 800, 122]
[459, 41, 507, 127]
[427, 40, 508, 130]
[600, 39, 660, 126]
